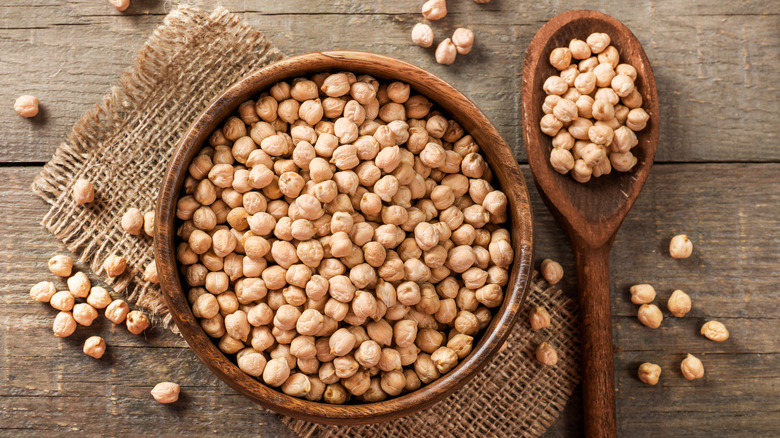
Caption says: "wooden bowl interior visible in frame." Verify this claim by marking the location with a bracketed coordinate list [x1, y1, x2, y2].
[522, 11, 658, 244]
[155, 51, 534, 425]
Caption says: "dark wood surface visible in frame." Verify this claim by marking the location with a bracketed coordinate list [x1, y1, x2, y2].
[154, 51, 535, 424]
[1, 1, 778, 437]
[522, 10, 660, 437]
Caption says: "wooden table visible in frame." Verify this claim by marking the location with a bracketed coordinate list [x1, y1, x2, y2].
[1, 1, 778, 436]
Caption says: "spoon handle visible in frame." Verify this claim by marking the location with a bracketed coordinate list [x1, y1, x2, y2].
[575, 245, 617, 438]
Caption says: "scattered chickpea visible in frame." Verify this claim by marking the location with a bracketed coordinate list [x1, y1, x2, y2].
[83, 336, 107, 359]
[72, 179, 95, 205]
[435, 39, 457, 65]
[452, 28, 475, 55]
[529, 306, 551, 331]
[50, 291, 75, 312]
[421, 0, 447, 20]
[151, 382, 181, 404]
[629, 284, 656, 305]
[143, 262, 159, 284]
[48, 255, 73, 277]
[680, 354, 704, 380]
[67, 272, 91, 298]
[667, 289, 691, 317]
[109, 0, 130, 12]
[535, 342, 558, 366]
[53, 311, 77, 338]
[637, 304, 663, 328]
[540, 259, 563, 284]
[121, 208, 145, 235]
[73, 303, 98, 326]
[14, 95, 39, 118]
[30, 281, 56, 303]
[637, 362, 661, 385]
[126, 310, 150, 335]
[105, 299, 130, 324]
[102, 254, 127, 277]
[411, 23, 434, 48]
[701, 321, 729, 342]
[87, 287, 112, 309]
[669, 234, 693, 259]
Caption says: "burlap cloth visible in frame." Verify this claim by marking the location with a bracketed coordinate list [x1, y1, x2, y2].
[31, 5, 581, 437]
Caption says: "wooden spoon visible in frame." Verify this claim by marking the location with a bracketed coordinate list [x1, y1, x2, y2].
[521, 10, 659, 438]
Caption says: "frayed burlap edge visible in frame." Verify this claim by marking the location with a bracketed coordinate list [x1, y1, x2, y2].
[31, 5, 283, 328]
[281, 273, 580, 438]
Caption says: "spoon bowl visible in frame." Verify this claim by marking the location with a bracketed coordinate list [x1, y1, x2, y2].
[522, 10, 659, 437]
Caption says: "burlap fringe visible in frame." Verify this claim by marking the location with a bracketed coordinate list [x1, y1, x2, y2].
[31, 5, 283, 327]
[281, 274, 581, 438]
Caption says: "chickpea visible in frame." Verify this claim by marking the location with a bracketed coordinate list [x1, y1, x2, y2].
[549, 47, 572, 71]
[411, 23, 434, 48]
[73, 303, 98, 326]
[574, 71, 597, 95]
[454, 310, 480, 336]
[609, 151, 637, 172]
[30, 281, 57, 303]
[422, 0, 447, 20]
[431, 347, 459, 374]
[355, 340, 382, 368]
[53, 311, 77, 338]
[446, 333, 473, 359]
[638, 362, 662, 385]
[413, 354, 440, 384]
[334, 355, 360, 379]
[637, 304, 663, 328]
[540, 113, 563, 137]
[72, 179, 95, 205]
[668, 289, 692, 317]
[553, 98, 578, 123]
[102, 254, 127, 277]
[14, 94, 39, 118]
[126, 310, 150, 335]
[680, 354, 704, 380]
[593, 62, 616, 88]
[586, 33, 611, 54]
[87, 286, 111, 309]
[263, 357, 291, 387]
[535, 342, 558, 366]
[105, 299, 130, 324]
[629, 284, 656, 304]
[48, 255, 73, 277]
[669, 234, 693, 259]
[701, 320, 729, 342]
[324, 383, 349, 404]
[83, 336, 107, 359]
[569, 38, 591, 59]
[237, 351, 267, 377]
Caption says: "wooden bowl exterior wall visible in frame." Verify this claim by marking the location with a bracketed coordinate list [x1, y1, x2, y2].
[155, 51, 534, 425]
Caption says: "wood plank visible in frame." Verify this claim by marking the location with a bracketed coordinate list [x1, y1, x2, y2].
[1, 1, 778, 163]
[2, 162, 779, 436]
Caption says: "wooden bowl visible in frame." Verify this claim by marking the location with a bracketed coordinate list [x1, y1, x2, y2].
[155, 51, 534, 425]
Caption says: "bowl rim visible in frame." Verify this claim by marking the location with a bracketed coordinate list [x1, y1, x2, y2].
[155, 50, 535, 425]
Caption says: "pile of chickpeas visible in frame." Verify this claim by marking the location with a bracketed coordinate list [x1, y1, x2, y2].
[174, 71, 514, 404]
[540, 32, 651, 183]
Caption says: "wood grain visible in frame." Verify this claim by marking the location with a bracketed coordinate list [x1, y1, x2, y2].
[1, 1, 779, 163]
[522, 10, 660, 437]
[155, 51, 534, 425]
